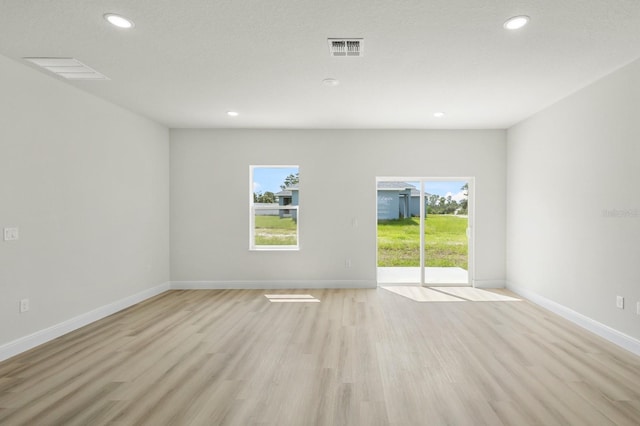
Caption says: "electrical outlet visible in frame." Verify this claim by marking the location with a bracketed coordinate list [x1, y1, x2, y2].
[345, 259, 352, 268]
[616, 296, 624, 309]
[19, 298, 29, 313]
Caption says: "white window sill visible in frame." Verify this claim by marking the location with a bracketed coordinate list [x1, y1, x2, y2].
[250, 246, 300, 251]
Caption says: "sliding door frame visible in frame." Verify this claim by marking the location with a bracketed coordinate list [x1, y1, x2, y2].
[376, 176, 475, 287]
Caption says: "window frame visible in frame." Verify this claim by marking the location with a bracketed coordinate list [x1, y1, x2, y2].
[249, 165, 300, 251]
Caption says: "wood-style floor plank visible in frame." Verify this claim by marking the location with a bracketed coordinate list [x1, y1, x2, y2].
[1, 288, 639, 425]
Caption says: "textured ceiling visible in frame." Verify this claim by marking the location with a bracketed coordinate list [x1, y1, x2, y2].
[1, 0, 639, 129]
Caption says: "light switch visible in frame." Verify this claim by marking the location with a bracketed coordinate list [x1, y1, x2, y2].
[3, 227, 19, 241]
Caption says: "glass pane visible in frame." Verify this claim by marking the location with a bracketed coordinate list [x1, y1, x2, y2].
[376, 180, 423, 283]
[251, 166, 299, 249]
[424, 181, 469, 284]
[254, 208, 298, 246]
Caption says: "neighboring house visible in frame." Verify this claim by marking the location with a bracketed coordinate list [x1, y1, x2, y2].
[275, 184, 299, 220]
[377, 182, 425, 220]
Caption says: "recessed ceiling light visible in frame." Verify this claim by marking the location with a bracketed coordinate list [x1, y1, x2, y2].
[104, 13, 135, 29]
[503, 15, 530, 30]
[322, 78, 339, 87]
[433, 112, 445, 118]
[227, 111, 239, 117]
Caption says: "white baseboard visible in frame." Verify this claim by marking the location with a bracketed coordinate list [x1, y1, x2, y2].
[170, 280, 376, 290]
[0, 282, 170, 363]
[473, 279, 506, 289]
[507, 284, 640, 357]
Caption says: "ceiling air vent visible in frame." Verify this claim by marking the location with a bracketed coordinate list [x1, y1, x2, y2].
[23, 57, 108, 80]
[328, 38, 363, 57]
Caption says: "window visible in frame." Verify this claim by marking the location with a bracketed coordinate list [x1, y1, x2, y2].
[250, 166, 299, 250]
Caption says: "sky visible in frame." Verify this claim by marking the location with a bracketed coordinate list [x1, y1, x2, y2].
[411, 181, 468, 201]
[252, 166, 299, 194]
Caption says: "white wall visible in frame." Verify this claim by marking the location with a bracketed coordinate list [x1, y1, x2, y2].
[0, 55, 170, 348]
[507, 58, 640, 341]
[170, 129, 506, 287]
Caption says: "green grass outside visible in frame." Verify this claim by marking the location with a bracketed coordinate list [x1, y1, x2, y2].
[254, 215, 297, 245]
[377, 215, 468, 268]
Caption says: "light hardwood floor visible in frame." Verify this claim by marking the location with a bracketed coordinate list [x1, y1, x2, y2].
[1, 288, 639, 425]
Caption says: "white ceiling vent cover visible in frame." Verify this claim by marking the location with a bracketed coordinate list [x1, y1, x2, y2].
[23, 57, 109, 80]
[328, 39, 363, 57]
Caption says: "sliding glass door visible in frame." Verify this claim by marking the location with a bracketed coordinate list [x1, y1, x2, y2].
[376, 178, 472, 286]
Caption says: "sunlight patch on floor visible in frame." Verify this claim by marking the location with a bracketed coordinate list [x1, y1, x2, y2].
[265, 294, 321, 303]
[381, 286, 465, 302]
[431, 287, 521, 302]
[381, 286, 520, 303]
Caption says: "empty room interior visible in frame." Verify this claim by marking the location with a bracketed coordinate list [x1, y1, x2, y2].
[1, 1, 640, 425]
